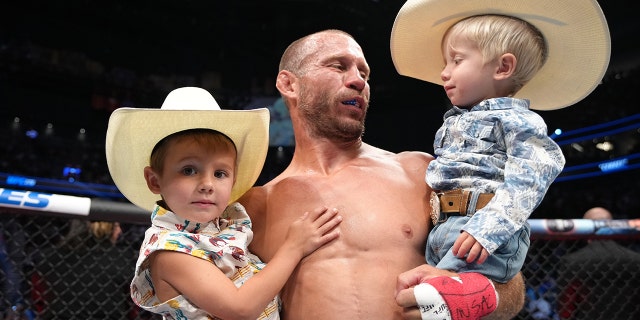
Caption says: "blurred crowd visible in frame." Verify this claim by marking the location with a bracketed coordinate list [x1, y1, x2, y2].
[1, 38, 639, 221]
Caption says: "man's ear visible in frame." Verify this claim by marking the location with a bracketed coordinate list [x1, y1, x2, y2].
[144, 166, 162, 195]
[495, 53, 516, 80]
[275, 70, 296, 98]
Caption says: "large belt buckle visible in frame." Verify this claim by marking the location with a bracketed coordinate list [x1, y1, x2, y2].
[429, 191, 441, 226]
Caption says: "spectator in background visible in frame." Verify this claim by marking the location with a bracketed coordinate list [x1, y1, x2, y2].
[584, 206, 640, 236]
[557, 207, 640, 319]
[89, 221, 122, 245]
[583, 207, 612, 220]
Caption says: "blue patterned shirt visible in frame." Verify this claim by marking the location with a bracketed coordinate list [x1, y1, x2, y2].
[427, 97, 565, 253]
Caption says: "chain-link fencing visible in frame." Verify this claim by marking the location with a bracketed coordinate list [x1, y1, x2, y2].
[1, 208, 639, 320]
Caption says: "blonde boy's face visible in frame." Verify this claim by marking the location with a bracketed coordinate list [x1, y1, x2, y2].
[440, 33, 501, 108]
[145, 138, 236, 223]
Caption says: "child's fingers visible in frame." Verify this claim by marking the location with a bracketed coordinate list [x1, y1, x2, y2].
[453, 232, 473, 257]
[314, 208, 341, 234]
[303, 206, 329, 221]
[476, 249, 490, 264]
[452, 234, 465, 255]
[465, 242, 481, 263]
[320, 214, 342, 235]
[310, 206, 339, 225]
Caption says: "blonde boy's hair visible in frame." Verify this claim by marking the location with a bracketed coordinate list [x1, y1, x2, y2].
[444, 14, 547, 95]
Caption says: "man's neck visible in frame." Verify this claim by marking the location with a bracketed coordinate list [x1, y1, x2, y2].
[287, 137, 364, 176]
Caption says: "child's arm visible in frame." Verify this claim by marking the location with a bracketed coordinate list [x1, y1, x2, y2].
[452, 231, 489, 264]
[152, 206, 341, 320]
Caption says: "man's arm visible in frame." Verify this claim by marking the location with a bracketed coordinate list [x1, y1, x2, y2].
[484, 272, 525, 320]
[395, 264, 525, 320]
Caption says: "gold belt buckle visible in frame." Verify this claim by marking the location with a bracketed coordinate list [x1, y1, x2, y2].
[429, 191, 441, 226]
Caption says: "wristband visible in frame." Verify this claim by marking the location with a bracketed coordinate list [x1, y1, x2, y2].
[424, 273, 497, 320]
[414, 282, 452, 320]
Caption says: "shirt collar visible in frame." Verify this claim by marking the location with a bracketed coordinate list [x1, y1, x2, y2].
[444, 97, 530, 119]
[150, 203, 222, 234]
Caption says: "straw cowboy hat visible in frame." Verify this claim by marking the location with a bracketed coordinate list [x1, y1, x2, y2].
[106, 87, 270, 211]
[390, 0, 611, 110]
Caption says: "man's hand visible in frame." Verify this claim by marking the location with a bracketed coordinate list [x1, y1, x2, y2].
[397, 265, 526, 320]
[395, 264, 457, 320]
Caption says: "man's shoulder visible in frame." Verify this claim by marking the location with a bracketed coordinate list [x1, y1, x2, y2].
[239, 173, 305, 206]
[361, 144, 433, 177]
[388, 149, 435, 168]
[363, 143, 434, 162]
[396, 150, 435, 161]
[237, 185, 269, 216]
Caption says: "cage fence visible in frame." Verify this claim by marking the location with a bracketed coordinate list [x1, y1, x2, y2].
[1, 209, 639, 320]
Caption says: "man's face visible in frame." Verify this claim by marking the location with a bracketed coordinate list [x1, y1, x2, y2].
[296, 33, 371, 142]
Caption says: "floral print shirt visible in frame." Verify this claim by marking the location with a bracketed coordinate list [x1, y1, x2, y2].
[130, 202, 279, 320]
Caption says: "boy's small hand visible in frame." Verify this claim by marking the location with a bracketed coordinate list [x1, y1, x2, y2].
[452, 231, 489, 264]
[288, 206, 342, 257]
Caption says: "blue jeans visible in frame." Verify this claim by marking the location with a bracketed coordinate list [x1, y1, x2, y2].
[426, 216, 530, 283]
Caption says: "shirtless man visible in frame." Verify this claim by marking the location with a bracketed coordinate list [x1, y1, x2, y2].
[238, 29, 524, 320]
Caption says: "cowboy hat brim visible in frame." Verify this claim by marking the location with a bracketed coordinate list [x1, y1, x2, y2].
[390, 0, 611, 110]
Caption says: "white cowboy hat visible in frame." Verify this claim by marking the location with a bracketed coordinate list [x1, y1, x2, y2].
[105, 87, 270, 211]
[390, 0, 611, 110]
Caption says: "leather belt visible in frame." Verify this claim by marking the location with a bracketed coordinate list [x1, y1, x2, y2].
[430, 189, 494, 225]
